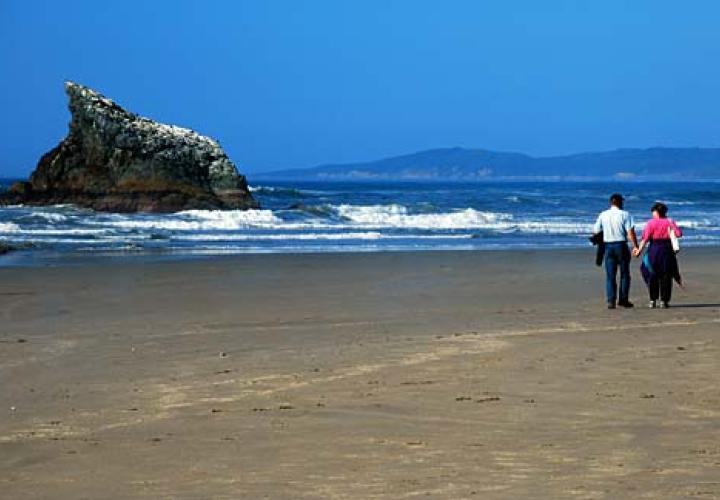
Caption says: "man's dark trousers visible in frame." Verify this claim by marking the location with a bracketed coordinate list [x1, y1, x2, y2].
[604, 242, 631, 305]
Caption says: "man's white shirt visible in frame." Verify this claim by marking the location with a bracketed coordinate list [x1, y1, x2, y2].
[594, 206, 634, 243]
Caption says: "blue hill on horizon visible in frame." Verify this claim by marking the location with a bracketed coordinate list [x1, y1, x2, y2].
[256, 147, 720, 181]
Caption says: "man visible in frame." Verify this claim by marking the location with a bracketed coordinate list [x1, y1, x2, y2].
[593, 193, 639, 309]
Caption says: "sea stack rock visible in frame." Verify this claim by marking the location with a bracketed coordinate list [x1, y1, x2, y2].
[2, 82, 257, 212]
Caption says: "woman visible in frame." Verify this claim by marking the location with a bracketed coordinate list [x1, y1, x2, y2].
[632, 202, 683, 308]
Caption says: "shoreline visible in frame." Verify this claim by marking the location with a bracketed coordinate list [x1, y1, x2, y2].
[2, 242, 720, 268]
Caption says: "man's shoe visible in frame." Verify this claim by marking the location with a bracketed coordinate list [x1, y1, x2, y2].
[618, 301, 634, 308]
[660, 301, 670, 309]
[649, 300, 657, 309]
[607, 303, 616, 309]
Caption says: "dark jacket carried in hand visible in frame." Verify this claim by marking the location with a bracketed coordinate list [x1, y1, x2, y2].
[589, 232, 604, 267]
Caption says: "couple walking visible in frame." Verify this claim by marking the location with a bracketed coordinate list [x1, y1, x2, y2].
[593, 193, 682, 309]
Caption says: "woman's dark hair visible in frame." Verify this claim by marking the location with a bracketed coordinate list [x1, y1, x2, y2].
[651, 202, 668, 217]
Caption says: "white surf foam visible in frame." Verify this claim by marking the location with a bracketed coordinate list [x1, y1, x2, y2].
[332, 204, 512, 229]
[12, 228, 108, 236]
[6, 236, 108, 244]
[500, 221, 593, 234]
[0, 222, 20, 232]
[89, 209, 283, 231]
[177, 232, 385, 241]
[248, 185, 280, 193]
[661, 200, 696, 206]
[83, 206, 516, 232]
[331, 204, 596, 234]
[174, 232, 474, 241]
[32, 212, 69, 223]
[179, 209, 284, 228]
[666, 218, 717, 229]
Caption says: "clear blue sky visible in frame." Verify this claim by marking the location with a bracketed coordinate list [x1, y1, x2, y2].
[2, 0, 720, 176]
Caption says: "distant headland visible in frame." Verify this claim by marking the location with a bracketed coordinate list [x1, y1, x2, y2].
[257, 147, 720, 181]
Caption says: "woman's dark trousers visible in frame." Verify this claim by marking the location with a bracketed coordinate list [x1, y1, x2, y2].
[648, 274, 672, 303]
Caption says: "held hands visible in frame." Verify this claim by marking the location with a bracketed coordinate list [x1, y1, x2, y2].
[631, 247, 641, 258]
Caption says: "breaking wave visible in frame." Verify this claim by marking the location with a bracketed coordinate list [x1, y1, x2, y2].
[332, 204, 511, 229]
[175, 232, 474, 241]
[249, 185, 312, 197]
[79, 205, 517, 232]
[88, 209, 283, 231]
[0, 222, 20, 232]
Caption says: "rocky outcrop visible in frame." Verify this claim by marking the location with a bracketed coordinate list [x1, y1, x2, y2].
[0, 242, 34, 255]
[1, 82, 257, 212]
[0, 242, 13, 255]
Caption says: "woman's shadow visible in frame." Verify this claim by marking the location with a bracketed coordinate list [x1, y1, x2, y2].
[669, 303, 720, 309]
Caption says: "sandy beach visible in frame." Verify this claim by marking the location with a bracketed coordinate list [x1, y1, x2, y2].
[1, 248, 719, 499]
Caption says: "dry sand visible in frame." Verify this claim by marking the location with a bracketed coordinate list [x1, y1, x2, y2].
[1, 249, 719, 499]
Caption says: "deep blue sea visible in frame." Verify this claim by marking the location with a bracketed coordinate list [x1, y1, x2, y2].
[1, 180, 719, 261]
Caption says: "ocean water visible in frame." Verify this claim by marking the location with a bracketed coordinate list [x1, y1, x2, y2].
[1, 180, 719, 261]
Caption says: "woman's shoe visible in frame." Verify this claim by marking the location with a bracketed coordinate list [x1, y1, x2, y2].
[648, 300, 657, 309]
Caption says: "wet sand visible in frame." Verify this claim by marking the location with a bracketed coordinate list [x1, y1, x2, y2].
[1, 249, 719, 499]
